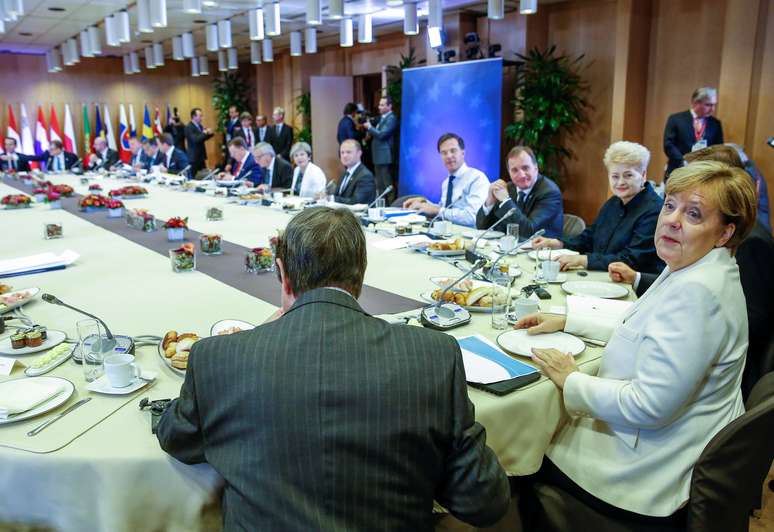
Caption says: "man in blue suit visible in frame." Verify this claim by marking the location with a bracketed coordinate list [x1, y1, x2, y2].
[336, 103, 361, 145]
[1, 138, 35, 172]
[366, 96, 399, 202]
[159, 133, 190, 177]
[219, 137, 262, 186]
[663, 87, 724, 179]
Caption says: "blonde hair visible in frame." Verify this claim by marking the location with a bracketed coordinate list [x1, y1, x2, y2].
[273, 107, 285, 116]
[666, 161, 757, 250]
[603, 141, 650, 174]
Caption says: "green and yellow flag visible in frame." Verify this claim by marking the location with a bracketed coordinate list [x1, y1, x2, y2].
[82, 104, 92, 158]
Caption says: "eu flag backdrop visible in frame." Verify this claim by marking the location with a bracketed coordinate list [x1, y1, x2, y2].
[398, 58, 503, 201]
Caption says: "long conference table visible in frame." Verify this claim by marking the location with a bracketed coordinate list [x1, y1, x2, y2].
[0, 172, 635, 532]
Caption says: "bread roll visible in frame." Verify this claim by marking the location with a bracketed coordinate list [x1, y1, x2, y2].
[164, 342, 177, 358]
[162, 330, 178, 350]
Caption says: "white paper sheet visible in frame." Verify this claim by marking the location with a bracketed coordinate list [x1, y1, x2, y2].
[372, 235, 431, 250]
[0, 250, 80, 275]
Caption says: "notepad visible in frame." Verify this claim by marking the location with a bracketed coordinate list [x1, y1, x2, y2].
[457, 334, 538, 384]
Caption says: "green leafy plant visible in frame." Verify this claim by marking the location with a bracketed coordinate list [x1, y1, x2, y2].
[385, 46, 417, 115]
[505, 45, 590, 185]
[212, 72, 250, 133]
[295, 92, 312, 144]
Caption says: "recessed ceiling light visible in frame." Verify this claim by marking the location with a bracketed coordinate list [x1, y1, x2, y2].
[193, 19, 207, 23]
[48, 7, 66, 11]
[19, 32, 32, 36]
[202, 0, 217, 6]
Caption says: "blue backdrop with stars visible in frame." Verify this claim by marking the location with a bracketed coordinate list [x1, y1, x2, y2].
[398, 58, 502, 201]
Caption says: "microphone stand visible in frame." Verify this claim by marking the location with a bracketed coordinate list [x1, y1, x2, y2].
[467, 207, 517, 263]
[368, 185, 393, 208]
[42, 293, 117, 352]
[487, 228, 545, 281]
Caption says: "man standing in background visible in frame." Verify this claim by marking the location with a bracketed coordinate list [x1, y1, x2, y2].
[185, 108, 214, 178]
[663, 87, 723, 179]
[267, 107, 293, 160]
[224, 105, 240, 142]
[366, 96, 399, 202]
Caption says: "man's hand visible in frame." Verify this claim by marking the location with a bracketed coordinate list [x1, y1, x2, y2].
[557, 254, 588, 271]
[491, 180, 510, 203]
[88, 154, 98, 165]
[417, 202, 440, 217]
[257, 184, 270, 193]
[608, 262, 637, 285]
[203, 128, 213, 135]
[159, 165, 168, 173]
[532, 237, 562, 250]
[244, 180, 255, 188]
[403, 197, 426, 209]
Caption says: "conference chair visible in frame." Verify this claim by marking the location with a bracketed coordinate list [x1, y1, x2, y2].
[562, 214, 586, 239]
[531, 373, 774, 532]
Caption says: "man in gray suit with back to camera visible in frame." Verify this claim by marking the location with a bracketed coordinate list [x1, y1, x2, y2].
[366, 95, 399, 202]
[156, 207, 509, 531]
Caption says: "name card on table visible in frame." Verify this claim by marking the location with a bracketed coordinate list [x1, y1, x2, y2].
[0, 356, 21, 376]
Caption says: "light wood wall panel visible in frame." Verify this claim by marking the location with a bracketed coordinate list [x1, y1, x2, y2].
[0, 54, 224, 164]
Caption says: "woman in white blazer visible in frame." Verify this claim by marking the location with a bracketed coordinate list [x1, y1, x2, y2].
[289, 142, 327, 198]
[515, 161, 758, 525]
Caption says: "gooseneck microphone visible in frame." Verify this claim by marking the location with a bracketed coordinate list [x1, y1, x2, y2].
[177, 164, 191, 178]
[434, 258, 487, 310]
[488, 228, 545, 280]
[471, 207, 517, 255]
[368, 185, 394, 208]
[42, 293, 117, 352]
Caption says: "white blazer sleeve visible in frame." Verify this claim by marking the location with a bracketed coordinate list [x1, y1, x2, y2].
[563, 282, 730, 429]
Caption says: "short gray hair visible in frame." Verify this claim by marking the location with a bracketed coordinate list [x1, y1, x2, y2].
[290, 142, 312, 159]
[692, 87, 717, 103]
[275, 207, 367, 298]
[273, 107, 285, 116]
[253, 142, 275, 158]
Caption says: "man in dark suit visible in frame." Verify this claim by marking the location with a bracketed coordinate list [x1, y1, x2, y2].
[1, 138, 34, 172]
[255, 114, 270, 144]
[142, 137, 163, 170]
[266, 106, 293, 160]
[185, 107, 214, 177]
[156, 206, 510, 531]
[86, 137, 119, 171]
[476, 146, 563, 239]
[232, 112, 258, 151]
[331, 139, 377, 205]
[253, 142, 292, 191]
[367, 96, 399, 202]
[159, 133, 190, 176]
[224, 105, 240, 142]
[163, 110, 186, 151]
[218, 137, 262, 186]
[336, 102, 361, 145]
[663, 87, 724, 179]
[43, 140, 79, 171]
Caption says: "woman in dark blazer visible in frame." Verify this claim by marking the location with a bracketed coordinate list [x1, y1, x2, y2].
[533, 141, 664, 273]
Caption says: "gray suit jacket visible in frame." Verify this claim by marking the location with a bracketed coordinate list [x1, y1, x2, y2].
[157, 288, 509, 531]
[369, 112, 398, 165]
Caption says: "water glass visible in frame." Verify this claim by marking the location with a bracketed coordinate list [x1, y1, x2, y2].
[506, 223, 520, 241]
[78, 318, 106, 383]
[535, 246, 552, 282]
[490, 271, 511, 330]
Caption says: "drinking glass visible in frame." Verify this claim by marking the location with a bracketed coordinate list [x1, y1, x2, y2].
[490, 269, 511, 330]
[535, 246, 552, 283]
[506, 223, 520, 242]
[78, 318, 107, 383]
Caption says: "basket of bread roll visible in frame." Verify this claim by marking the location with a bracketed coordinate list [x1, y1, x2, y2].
[159, 330, 201, 373]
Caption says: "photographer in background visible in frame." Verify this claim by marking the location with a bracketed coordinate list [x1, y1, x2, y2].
[337, 103, 363, 146]
[163, 108, 186, 152]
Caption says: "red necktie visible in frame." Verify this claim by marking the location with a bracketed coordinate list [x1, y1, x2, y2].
[234, 161, 242, 177]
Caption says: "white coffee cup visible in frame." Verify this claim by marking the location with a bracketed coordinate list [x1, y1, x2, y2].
[368, 207, 384, 221]
[542, 260, 560, 281]
[272, 192, 284, 201]
[500, 235, 517, 253]
[103, 354, 141, 388]
[512, 298, 540, 319]
[431, 220, 451, 235]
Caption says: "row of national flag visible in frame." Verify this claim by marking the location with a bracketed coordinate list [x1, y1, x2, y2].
[3, 103, 173, 168]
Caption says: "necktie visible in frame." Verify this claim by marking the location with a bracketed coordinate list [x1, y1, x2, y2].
[517, 191, 526, 211]
[266, 168, 272, 187]
[247, 130, 253, 147]
[55, 156, 61, 171]
[340, 171, 351, 194]
[234, 160, 242, 177]
[276, 125, 281, 135]
[167, 154, 171, 168]
[294, 171, 304, 195]
[444, 175, 456, 207]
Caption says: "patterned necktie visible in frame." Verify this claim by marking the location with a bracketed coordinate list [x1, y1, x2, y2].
[294, 171, 304, 195]
[517, 191, 526, 211]
[445, 175, 456, 207]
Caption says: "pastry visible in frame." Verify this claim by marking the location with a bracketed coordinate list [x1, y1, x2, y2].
[162, 330, 178, 350]
[11, 333, 26, 349]
[176, 332, 199, 342]
[164, 342, 177, 358]
[25, 331, 43, 347]
[170, 352, 189, 369]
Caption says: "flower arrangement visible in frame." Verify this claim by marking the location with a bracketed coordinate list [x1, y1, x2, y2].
[78, 194, 110, 210]
[199, 234, 223, 255]
[109, 185, 148, 198]
[126, 208, 157, 232]
[169, 243, 196, 272]
[106, 199, 124, 209]
[1, 194, 32, 208]
[46, 191, 61, 203]
[163, 216, 188, 229]
[32, 188, 48, 195]
[89, 183, 103, 191]
[245, 247, 274, 273]
[51, 184, 74, 197]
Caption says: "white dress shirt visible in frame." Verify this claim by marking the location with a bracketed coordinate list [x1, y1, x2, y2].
[165, 146, 175, 168]
[51, 153, 65, 171]
[437, 163, 490, 227]
[291, 162, 327, 198]
[548, 247, 747, 516]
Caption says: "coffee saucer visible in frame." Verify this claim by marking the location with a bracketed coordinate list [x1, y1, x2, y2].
[86, 371, 157, 395]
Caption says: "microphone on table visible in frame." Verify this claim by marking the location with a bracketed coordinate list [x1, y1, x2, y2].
[467, 207, 517, 263]
[368, 185, 393, 208]
[419, 258, 487, 331]
[487, 228, 545, 280]
[176, 164, 191, 178]
[201, 167, 221, 181]
[42, 293, 117, 352]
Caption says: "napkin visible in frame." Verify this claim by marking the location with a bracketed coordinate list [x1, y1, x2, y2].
[0, 379, 67, 419]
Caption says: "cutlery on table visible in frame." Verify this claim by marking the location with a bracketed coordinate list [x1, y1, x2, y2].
[27, 397, 92, 437]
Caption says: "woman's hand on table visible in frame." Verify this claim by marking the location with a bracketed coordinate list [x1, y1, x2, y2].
[530, 348, 578, 389]
[608, 262, 637, 284]
[532, 237, 563, 250]
[557, 254, 588, 271]
[514, 313, 566, 335]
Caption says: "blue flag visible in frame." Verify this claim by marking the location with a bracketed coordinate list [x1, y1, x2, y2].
[94, 104, 104, 140]
[142, 105, 153, 141]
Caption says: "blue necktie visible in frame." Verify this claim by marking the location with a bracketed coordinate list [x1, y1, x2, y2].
[517, 191, 526, 211]
[445, 175, 456, 207]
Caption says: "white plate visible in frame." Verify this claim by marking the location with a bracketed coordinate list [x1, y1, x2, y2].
[430, 277, 491, 293]
[157, 341, 187, 376]
[463, 229, 505, 240]
[496, 242, 530, 254]
[420, 291, 498, 313]
[0, 287, 40, 314]
[86, 371, 156, 395]
[561, 280, 629, 299]
[0, 376, 75, 425]
[411, 242, 466, 257]
[527, 249, 579, 260]
[210, 319, 255, 336]
[0, 329, 67, 356]
[496, 329, 586, 357]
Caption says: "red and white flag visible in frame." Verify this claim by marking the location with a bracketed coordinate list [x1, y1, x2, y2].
[49, 104, 63, 145]
[19, 104, 35, 157]
[153, 107, 163, 137]
[32, 106, 50, 170]
[63, 104, 77, 154]
[5, 104, 21, 149]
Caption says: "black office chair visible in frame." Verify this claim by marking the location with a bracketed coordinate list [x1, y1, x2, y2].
[532, 374, 774, 532]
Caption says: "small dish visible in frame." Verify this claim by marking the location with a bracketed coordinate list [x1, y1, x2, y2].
[86, 371, 157, 395]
